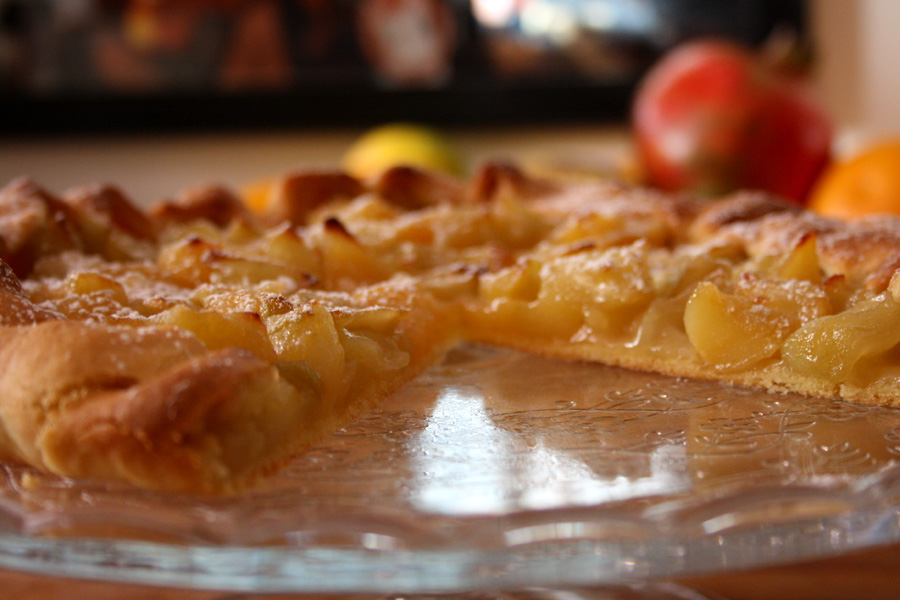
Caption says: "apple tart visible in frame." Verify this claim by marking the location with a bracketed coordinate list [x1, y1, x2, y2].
[0, 178, 455, 493]
[2, 163, 900, 493]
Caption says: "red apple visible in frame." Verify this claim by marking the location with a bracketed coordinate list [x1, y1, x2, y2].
[632, 39, 832, 204]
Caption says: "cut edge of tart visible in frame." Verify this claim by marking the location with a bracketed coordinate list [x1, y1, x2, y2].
[0, 177, 459, 494]
[458, 179, 900, 409]
[0, 269, 457, 494]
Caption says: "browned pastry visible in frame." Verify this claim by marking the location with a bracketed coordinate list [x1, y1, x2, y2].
[0, 176, 455, 493]
[3, 163, 900, 493]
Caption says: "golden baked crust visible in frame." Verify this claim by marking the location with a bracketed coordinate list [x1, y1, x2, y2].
[454, 173, 900, 408]
[4, 162, 900, 492]
[226, 163, 900, 409]
[0, 176, 455, 493]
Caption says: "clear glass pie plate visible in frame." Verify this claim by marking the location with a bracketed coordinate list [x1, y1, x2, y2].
[2, 345, 900, 595]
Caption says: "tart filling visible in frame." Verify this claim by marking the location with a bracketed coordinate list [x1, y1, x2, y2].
[3, 164, 900, 492]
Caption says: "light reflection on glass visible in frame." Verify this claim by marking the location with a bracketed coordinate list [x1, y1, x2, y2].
[407, 386, 515, 514]
[407, 385, 691, 515]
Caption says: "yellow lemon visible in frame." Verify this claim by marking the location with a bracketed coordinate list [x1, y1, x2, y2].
[342, 123, 463, 179]
[809, 141, 900, 219]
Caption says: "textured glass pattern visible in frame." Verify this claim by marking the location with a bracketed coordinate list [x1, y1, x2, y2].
[2, 345, 900, 593]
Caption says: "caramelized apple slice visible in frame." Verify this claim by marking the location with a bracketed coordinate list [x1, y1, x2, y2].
[316, 218, 392, 289]
[684, 281, 790, 369]
[158, 236, 313, 289]
[544, 243, 654, 337]
[783, 293, 900, 383]
[259, 225, 321, 277]
[734, 273, 832, 328]
[478, 258, 541, 302]
[266, 303, 347, 397]
[156, 304, 277, 362]
[777, 233, 822, 283]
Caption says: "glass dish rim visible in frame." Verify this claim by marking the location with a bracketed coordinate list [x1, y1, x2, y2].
[2, 466, 900, 593]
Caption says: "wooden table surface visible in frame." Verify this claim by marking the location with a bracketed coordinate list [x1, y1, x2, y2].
[0, 125, 633, 205]
[3, 542, 900, 600]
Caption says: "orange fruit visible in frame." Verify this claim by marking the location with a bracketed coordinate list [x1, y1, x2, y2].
[241, 178, 277, 214]
[809, 141, 900, 219]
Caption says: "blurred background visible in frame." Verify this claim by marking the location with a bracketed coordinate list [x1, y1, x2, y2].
[0, 0, 806, 133]
[0, 1, 897, 206]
